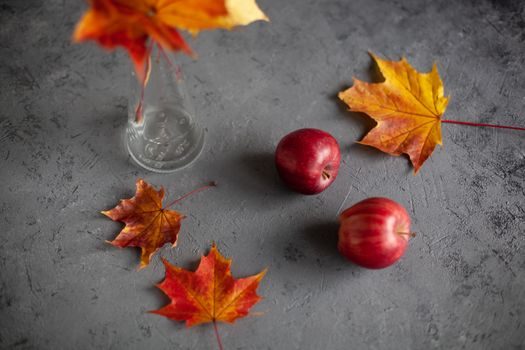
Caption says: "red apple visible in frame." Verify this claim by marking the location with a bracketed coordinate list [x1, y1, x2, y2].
[338, 197, 413, 269]
[275, 128, 341, 195]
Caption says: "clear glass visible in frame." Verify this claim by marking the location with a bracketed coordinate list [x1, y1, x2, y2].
[126, 45, 204, 172]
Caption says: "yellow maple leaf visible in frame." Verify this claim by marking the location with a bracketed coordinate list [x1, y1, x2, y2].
[158, 0, 269, 34]
[339, 53, 449, 173]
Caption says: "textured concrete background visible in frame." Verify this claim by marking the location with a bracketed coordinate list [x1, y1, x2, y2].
[1, 0, 524, 349]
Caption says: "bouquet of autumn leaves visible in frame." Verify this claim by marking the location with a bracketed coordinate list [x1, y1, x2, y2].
[74, 0, 269, 80]
[74, 1, 269, 349]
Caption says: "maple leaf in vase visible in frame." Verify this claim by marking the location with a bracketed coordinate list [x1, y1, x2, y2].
[339, 53, 449, 173]
[151, 244, 266, 348]
[73, 0, 269, 79]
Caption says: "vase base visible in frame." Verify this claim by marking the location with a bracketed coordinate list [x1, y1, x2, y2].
[126, 125, 205, 173]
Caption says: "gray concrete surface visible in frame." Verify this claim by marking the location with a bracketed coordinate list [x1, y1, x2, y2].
[1, 0, 524, 349]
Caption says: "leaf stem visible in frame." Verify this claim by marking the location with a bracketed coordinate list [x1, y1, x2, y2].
[157, 43, 174, 68]
[134, 41, 153, 124]
[165, 182, 217, 208]
[441, 119, 525, 131]
[157, 43, 183, 81]
[213, 320, 224, 350]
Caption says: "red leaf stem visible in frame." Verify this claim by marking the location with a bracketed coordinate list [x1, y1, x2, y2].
[213, 321, 224, 350]
[441, 119, 525, 131]
[134, 41, 153, 123]
[165, 182, 217, 209]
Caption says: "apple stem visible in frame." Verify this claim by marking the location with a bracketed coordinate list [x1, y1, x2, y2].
[441, 119, 525, 131]
[213, 320, 224, 350]
[165, 182, 217, 208]
[397, 232, 416, 238]
[322, 170, 331, 180]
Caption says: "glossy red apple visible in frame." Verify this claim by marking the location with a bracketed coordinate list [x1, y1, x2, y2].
[275, 128, 341, 195]
[338, 197, 413, 269]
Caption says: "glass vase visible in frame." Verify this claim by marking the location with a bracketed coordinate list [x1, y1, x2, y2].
[126, 45, 204, 172]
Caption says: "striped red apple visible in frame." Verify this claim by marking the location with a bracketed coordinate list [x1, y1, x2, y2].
[338, 197, 414, 269]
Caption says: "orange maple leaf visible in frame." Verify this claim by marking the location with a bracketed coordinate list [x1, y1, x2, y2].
[102, 179, 184, 269]
[151, 244, 267, 327]
[73, 0, 269, 78]
[339, 53, 449, 173]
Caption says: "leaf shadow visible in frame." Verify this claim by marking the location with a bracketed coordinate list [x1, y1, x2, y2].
[366, 57, 384, 83]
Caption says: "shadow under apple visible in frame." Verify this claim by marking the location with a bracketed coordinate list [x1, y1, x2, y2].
[300, 220, 364, 274]
[234, 151, 303, 198]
